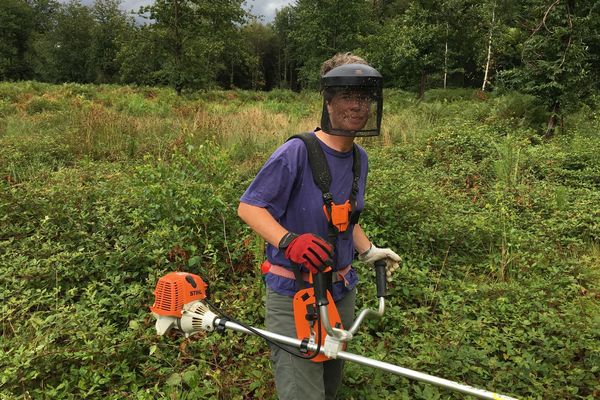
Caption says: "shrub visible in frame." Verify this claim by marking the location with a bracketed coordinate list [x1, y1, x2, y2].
[423, 88, 479, 103]
[489, 92, 548, 131]
[25, 96, 64, 114]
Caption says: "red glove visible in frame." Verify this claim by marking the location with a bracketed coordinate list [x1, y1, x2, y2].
[280, 233, 333, 274]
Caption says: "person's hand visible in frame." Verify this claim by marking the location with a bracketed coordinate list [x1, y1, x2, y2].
[358, 244, 401, 282]
[280, 233, 333, 274]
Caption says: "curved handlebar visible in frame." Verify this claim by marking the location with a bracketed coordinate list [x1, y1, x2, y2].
[320, 259, 389, 340]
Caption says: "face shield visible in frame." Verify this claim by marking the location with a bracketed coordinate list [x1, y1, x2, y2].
[320, 64, 383, 137]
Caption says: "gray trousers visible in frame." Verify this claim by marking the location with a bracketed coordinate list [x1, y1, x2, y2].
[265, 288, 356, 400]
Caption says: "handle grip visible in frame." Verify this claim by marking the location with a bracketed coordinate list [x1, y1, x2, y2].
[374, 260, 387, 298]
[313, 270, 332, 306]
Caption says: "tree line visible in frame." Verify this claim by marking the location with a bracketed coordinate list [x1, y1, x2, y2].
[1, 0, 599, 128]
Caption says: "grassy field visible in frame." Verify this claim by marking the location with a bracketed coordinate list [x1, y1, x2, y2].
[1, 82, 599, 399]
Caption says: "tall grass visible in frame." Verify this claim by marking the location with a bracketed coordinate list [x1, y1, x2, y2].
[0, 84, 330, 175]
[0, 84, 432, 177]
[493, 135, 522, 188]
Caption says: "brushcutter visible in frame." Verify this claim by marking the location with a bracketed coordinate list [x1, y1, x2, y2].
[150, 262, 518, 400]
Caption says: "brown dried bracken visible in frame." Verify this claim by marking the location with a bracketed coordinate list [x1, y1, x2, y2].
[167, 245, 190, 263]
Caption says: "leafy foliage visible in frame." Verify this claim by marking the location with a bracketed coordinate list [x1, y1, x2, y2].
[134, 0, 246, 92]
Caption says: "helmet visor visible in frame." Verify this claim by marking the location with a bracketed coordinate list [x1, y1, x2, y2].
[321, 86, 382, 137]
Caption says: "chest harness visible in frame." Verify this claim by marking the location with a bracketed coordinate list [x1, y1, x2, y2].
[266, 132, 362, 287]
[289, 132, 362, 243]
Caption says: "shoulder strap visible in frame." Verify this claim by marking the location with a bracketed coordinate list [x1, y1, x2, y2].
[288, 132, 361, 197]
[288, 132, 331, 195]
[350, 145, 361, 208]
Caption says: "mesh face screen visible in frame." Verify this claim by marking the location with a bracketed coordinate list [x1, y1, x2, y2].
[321, 86, 382, 137]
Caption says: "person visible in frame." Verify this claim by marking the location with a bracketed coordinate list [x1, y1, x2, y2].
[237, 52, 401, 400]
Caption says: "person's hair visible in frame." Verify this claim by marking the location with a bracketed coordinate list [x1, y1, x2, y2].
[320, 52, 368, 77]
[320, 53, 370, 103]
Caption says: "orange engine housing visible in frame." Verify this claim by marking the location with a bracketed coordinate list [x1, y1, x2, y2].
[150, 272, 208, 317]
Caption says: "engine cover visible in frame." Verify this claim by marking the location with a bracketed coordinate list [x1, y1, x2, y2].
[150, 272, 208, 317]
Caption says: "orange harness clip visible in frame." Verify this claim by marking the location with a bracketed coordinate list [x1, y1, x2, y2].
[323, 200, 352, 233]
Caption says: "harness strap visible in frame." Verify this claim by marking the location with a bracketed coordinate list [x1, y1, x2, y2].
[289, 132, 332, 195]
[291, 263, 306, 291]
[263, 262, 352, 287]
[287, 132, 362, 236]
[349, 145, 361, 224]
[283, 131, 361, 291]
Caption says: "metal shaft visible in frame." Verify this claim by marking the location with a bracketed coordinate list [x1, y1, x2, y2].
[336, 351, 517, 400]
[215, 318, 518, 400]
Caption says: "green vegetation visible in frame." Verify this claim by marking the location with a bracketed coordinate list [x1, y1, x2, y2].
[2, 1, 599, 115]
[1, 83, 599, 399]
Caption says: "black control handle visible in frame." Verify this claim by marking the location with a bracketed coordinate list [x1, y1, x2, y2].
[313, 270, 332, 306]
[374, 260, 387, 298]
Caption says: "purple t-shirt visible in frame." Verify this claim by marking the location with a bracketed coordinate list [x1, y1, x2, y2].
[240, 131, 368, 301]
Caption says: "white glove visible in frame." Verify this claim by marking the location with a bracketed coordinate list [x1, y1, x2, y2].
[358, 244, 401, 282]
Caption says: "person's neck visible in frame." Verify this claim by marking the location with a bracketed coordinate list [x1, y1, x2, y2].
[315, 130, 355, 152]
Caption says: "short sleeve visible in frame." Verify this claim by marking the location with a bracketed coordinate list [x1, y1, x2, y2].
[239, 141, 303, 219]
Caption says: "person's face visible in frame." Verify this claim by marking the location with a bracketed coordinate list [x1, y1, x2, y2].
[326, 90, 372, 132]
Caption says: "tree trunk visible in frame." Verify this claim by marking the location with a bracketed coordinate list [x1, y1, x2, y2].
[482, 2, 495, 91]
[173, 0, 182, 95]
[444, 24, 448, 90]
[544, 102, 560, 139]
[277, 46, 282, 88]
[283, 50, 288, 89]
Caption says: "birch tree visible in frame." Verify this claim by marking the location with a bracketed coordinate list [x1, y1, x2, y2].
[481, 1, 496, 91]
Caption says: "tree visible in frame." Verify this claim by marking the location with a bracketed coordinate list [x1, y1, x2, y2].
[90, 0, 135, 83]
[481, 1, 496, 91]
[283, 0, 376, 88]
[139, 0, 247, 93]
[0, 0, 59, 80]
[238, 22, 279, 90]
[273, 5, 299, 89]
[363, 1, 446, 97]
[496, 0, 599, 137]
[117, 25, 167, 86]
[439, 0, 480, 89]
[470, 0, 522, 92]
[0, 0, 35, 80]
[30, 0, 96, 83]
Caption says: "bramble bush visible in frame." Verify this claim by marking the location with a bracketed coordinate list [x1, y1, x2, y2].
[1, 83, 599, 399]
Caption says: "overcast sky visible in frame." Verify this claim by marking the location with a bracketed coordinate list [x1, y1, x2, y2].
[108, 0, 295, 23]
[245, 0, 294, 22]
